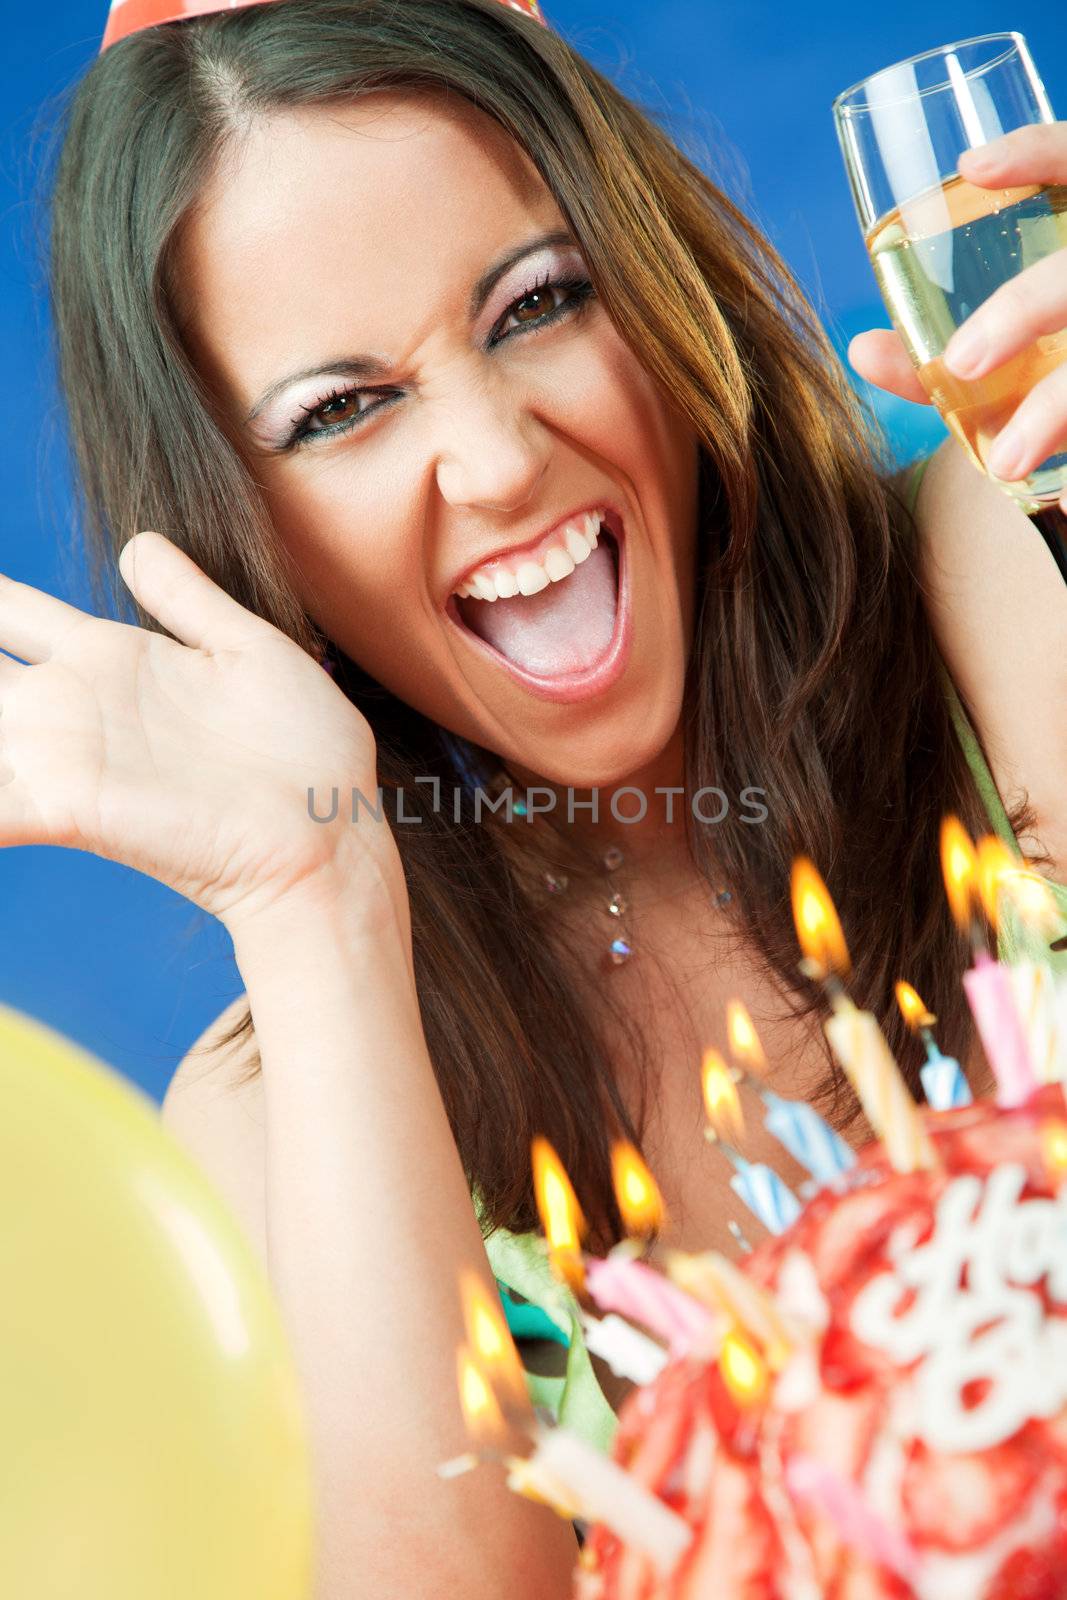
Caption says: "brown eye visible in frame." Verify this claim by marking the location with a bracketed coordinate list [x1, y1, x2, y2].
[513, 286, 558, 324]
[317, 393, 360, 424]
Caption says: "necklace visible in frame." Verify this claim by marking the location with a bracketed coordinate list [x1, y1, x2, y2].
[507, 790, 735, 971]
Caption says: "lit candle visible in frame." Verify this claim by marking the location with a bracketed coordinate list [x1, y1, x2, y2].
[505, 1422, 693, 1572]
[824, 1000, 937, 1171]
[964, 951, 1035, 1108]
[528, 1136, 695, 1377]
[1008, 961, 1062, 1084]
[785, 1453, 921, 1586]
[1040, 1119, 1067, 1189]
[665, 1248, 797, 1369]
[790, 857, 936, 1173]
[531, 1135, 588, 1297]
[701, 1050, 802, 1233]
[761, 1090, 856, 1181]
[610, 1140, 666, 1237]
[584, 1252, 720, 1360]
[717, 1136, 804, 1233]
[894, 980, 972, 1111]
[996, 863, 1067, 1084]
[718, 1327, 768, 1407]
[725, 1002, 856, 1183]
[444, 1342, 693, 1574]
[579, 1311, 668, 1384]
[458, 1268, 530, 1414]
[944, 823, 1037, 1109]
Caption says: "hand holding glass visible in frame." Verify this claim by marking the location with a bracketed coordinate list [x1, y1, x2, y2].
[834, 33, 1067, 511]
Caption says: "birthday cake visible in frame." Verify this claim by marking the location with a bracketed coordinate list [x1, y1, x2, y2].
[574, 1086, 1067, 1600]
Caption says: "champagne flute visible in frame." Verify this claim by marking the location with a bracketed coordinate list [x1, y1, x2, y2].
[833, 33, 1067, 576]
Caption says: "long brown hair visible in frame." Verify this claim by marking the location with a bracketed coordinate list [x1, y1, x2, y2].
[44, 0, 1037, 1249]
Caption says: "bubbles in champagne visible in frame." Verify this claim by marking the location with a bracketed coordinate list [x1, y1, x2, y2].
[867, 177, 1067, 508]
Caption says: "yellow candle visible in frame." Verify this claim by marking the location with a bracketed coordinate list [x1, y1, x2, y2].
[824, 1000, 937, 1173]
[1008, 962, 1064, 1084]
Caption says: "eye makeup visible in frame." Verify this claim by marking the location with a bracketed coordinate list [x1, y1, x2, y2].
[246, 238, 597, 453]
[278, 265, 596, 450]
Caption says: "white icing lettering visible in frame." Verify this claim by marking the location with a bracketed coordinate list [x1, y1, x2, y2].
[849, 1165, 1067, 1452]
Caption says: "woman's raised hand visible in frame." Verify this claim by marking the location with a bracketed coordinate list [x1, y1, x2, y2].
[0, 530, 393, 930]
[848, 123, 1067, 515]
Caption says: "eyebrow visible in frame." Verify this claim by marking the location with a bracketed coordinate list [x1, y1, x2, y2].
[244, 226, 578, 426]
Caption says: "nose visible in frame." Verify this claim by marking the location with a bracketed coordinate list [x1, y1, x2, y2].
[432, 365, 551, 514]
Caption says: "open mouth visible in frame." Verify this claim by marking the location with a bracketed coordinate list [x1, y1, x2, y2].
[444, 510, 630, 702]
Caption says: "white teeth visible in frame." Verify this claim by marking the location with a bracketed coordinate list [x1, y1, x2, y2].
[516, 561, 550, 596]
[563, 522, 594, 565]
[543, 545, 576, 581]
[454, 508, 608, 602]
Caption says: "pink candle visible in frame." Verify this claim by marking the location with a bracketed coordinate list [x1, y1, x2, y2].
[963, 949, 1037, 1108]
[584, 1252, 722, 1359]
[785, 1453, 921, 1586]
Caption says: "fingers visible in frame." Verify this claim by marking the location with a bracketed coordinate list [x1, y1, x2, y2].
[985, 357, 1067, 483]
[118, 531, 264, 654]
[934, 127, 1067, 496]
[958, 123, 1067, 188]
[0, 534, 265, 668]
[847, 329, 929, 404]
[950, 125, 1067, 375]
[0, 572, 93, 664]
[942, 251, 1067, 382]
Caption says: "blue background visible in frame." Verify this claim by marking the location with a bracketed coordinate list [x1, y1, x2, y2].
[1, 3, 1062, 1100]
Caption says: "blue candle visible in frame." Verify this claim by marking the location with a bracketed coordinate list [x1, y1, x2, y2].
[918, 1032, 972, 1110]
[729, 1157, 801, 1235]
[712, 1138, 802, 1235]
[760, 1090, 856, 1184]
[894, 982, 973, 1112]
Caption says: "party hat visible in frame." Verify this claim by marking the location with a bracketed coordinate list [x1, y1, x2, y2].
[101, 0, 548, 54]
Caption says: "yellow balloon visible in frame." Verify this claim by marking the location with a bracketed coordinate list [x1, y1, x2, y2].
[0, 1004, 314, 1599]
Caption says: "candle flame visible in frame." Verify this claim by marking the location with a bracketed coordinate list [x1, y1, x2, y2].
[998, 863, 1063, 937]
[940, 815, 978, 931]
[456, 1342, 508, 1444]
[790, 857, 851, 978]
[458, 1268, 529, 1413]
[667, 1248, 795, 1370]
[719, 1327, 768, 1407]
[702, 1048, 745, 1142]
[726, 999, 768, 1075]
[1041, 1120, 1067, 1184]
[531, 1135, 587, 1295]
[976, 835, 1019, 931]
[611, 1140, 666, 1236]
[894, 981, 935, 1031]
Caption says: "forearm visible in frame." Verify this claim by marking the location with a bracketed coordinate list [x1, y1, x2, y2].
[226, 852, 577, 1600]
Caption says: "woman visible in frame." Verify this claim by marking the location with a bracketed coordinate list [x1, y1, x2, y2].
[15, 0, 1067, 1589]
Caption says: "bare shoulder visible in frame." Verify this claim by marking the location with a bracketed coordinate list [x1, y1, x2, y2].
[914, 438, 1067, 877]
[162, 994, 268, 1269]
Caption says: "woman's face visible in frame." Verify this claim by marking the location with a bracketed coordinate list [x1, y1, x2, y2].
[179, 90, 700, 788]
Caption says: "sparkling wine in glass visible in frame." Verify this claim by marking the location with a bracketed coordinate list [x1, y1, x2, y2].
[834, 33, 1067, 514]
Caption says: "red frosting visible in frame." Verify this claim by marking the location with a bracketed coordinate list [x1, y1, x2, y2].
[575, 1086, 1067, 1600]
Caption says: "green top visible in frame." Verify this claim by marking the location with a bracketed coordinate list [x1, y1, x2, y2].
[483, 452, 1067, 1454]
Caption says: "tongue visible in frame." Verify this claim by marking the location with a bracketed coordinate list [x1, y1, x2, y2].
[459, 537, 618, 676]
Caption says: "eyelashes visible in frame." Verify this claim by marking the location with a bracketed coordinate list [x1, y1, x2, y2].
[284, 268, 597, 449]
